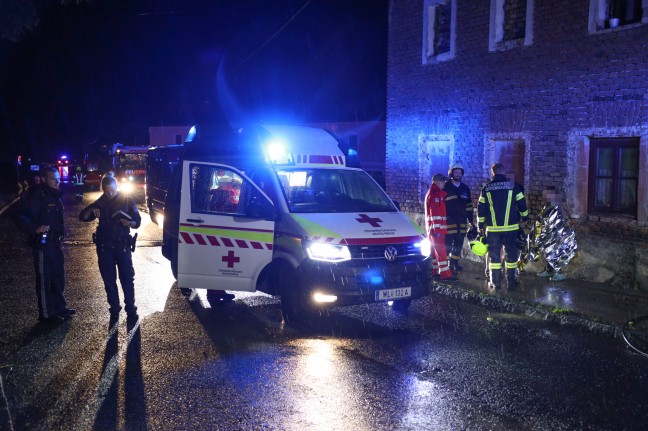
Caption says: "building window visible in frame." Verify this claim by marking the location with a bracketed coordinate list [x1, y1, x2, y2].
[589, 0, 646, 32]
[588, 138, 639, 216]
[422, 0, 456, 64]
[489, 0, 534, 52]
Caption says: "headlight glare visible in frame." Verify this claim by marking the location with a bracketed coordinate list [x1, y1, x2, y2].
[415, 238, 432, 257]
[305, 241, 351, 262]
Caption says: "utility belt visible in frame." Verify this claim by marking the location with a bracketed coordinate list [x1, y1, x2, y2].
[32, 232, 62, 249]
[92, 232, 138, 252]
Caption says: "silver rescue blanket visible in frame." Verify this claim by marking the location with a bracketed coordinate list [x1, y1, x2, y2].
[530, 204, 578, 271]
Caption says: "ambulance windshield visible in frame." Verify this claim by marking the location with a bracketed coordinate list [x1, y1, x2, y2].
[276, 169, 396, 213]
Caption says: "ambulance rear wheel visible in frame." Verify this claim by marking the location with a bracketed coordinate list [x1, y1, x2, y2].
[391, 298, 412, 314]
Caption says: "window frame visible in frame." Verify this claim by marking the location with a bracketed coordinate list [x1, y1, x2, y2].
[589, 0, 647, 32]
[489, 0, 534, 52]
[588, 137, 639, 217]
[422, 0, 456, 64]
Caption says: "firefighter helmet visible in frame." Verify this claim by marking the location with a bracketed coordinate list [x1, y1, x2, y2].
[448, 163, 464, 177]
[470, 236, 488, 256]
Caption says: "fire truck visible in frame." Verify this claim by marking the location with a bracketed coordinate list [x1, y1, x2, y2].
[111, 144, 148, 201]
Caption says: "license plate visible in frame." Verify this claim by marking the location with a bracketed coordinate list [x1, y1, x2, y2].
[375, 287, 411, 301]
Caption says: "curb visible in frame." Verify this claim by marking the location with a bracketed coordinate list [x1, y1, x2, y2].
[0, 195, 20, 216]
[430, 282, 622, 339]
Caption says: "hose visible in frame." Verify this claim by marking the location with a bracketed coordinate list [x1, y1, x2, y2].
[622, 315, 648, 359]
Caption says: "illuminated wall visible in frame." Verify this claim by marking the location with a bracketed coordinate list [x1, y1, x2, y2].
[387, 0, 648, 285]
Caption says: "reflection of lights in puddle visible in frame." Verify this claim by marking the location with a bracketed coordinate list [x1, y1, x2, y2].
[400, 377, 446, 428]
[303, 339, 334, 379]
[541, 286, 573, 308]
[294, 339, 348, 428]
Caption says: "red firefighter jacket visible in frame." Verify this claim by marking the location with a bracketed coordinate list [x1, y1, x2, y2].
[425, 183, 448, 236]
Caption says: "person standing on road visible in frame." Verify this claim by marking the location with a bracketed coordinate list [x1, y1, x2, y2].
[79, 173, 141, 319]
[72, 166, 86, 202]
[425, 173, 457, 281]
[443, 163, 473, 276]
[15, 166, 75, 323]
[477, 162, 529, 290]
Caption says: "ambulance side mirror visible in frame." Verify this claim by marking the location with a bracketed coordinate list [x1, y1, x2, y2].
[247, 200, 275, 220]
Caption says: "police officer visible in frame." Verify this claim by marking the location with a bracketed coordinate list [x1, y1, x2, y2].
[477, 162, 529, 290]
[80, 173, 141, 318]
[443, 163, 473, 275]
[15, 166, 75, 323]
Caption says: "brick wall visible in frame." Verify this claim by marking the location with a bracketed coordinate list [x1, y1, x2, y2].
[387, 0, 648, 285]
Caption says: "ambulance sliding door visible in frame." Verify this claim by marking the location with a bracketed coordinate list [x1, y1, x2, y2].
[178, 161, 275, 292]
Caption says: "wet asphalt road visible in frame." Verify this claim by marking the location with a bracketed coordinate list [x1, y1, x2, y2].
[0, 188, 647, 430]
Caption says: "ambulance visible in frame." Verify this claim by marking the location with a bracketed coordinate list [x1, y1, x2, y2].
[161, 123, 432, 322]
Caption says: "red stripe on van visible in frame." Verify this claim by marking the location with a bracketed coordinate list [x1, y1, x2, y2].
[194, 234, 207, 245]
[207, 236, 220, 246]
[180, 232, 194, 244]
[221, 237, 234, 247]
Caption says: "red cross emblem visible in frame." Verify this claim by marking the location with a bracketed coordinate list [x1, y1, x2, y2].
[222, 250, 240, 268]
[356, 213, 383, 227]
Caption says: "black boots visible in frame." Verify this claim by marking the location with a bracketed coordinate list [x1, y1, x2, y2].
[507, 268, 519, 290]
[488, 271, 502, 290]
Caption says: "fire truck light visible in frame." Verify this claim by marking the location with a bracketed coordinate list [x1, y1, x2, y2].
[120, 182, 134, 194]
[312, 292, 337, 303]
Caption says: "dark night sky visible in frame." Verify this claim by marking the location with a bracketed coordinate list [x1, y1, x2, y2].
[0, 0, 387, 163]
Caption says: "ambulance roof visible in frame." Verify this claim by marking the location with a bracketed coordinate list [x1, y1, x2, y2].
[183, 123, 345, 169]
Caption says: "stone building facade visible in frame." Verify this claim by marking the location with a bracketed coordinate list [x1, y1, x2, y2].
[386, 0, 648, 288]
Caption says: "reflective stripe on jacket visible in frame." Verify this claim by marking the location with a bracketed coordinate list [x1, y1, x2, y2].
[425, 183, 448, 236]
[477, 174, 528, 233]
[443, 181, 473, 234]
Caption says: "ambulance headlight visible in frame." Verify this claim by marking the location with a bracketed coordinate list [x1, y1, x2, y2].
[305, 241, 351, 262]
[415, 238, 432, 258]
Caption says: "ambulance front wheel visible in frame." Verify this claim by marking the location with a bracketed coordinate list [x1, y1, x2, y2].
[279, 269, 320, 325]
[391, 298, 412, 313]
[171, 256, 178, 280]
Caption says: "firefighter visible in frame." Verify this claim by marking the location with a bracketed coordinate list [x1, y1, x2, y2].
[443, 163, 473, 275]
[425, 173, 457, 281]
[477, 162, 528, 290]
[72, 166, 86, 201]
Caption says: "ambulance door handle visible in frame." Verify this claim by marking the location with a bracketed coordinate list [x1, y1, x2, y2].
[186, 218, 204, 224]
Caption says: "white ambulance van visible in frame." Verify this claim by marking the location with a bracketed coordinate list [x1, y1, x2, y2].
[161, 123, 432, 322]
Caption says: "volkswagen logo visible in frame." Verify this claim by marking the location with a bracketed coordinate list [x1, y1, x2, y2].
[384, 246, 398, 261]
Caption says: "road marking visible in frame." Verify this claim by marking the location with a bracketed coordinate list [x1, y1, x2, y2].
[0, 365, 15, 431]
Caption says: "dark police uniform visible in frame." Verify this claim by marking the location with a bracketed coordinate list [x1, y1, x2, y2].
[443, 180, 473, 273]
[477, 173, 528, 289]
[80, 192, 141, 315]
[15, 183, 69, 320]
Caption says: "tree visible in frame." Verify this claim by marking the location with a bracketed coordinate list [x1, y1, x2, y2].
[0, 0, 89, 42]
